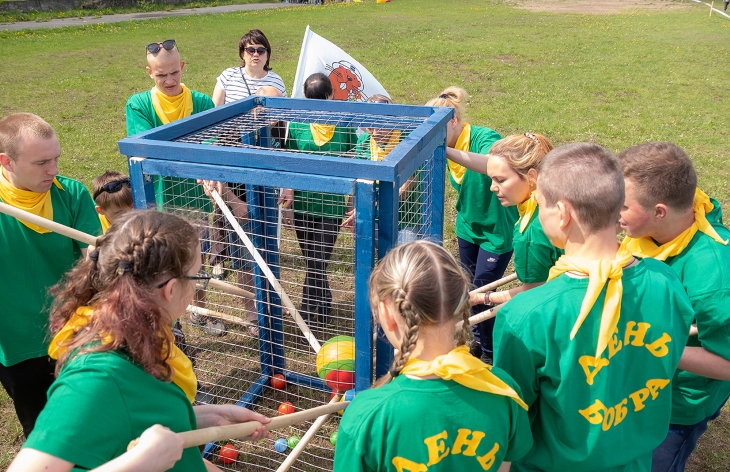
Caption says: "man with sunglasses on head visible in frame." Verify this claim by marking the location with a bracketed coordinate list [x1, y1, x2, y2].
[0, 113, 101, 437]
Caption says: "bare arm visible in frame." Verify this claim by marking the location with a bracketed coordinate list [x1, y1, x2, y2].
[678, 346, 730, 380]
[446, 147, 490, 174]
[212, 82, 226, 107]
[498, 462, 511, 472]
[469, 283, 543, 307]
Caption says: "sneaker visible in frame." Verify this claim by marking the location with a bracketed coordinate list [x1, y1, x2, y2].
[203, 319, 225, 337]
[189, 311, 206, 326]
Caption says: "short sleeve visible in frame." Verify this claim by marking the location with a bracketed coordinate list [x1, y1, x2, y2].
[125, 93, 155, 136]
[71, 184, 103, 242]
[494, 308, 542, 409]
[333, 426, 368, 472]
[693, 288, 730, 360]
[503, 380, 534, 462]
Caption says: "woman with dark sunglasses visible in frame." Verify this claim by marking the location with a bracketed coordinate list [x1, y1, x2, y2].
[212, 29, 287, 106]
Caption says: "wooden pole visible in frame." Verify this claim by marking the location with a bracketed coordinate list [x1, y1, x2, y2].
[469, 273, 518, 295]
[210, 189, 322, 353]
[276, 394, 342, 471]
[0, 202, 254, 300]
[187, 305, 255, 328]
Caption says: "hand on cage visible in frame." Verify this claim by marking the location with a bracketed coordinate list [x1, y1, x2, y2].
[198, 179, 224, 198]
[199, 180, 248, 220]
[193, 404, 273, 441]
[277, 188, 295, 229]
[341, 209, 356, 236]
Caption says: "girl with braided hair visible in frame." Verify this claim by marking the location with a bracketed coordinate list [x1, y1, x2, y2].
[333, 240, 532, 472]
[9, 210, 270, 472]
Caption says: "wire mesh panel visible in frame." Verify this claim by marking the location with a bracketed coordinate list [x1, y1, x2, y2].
[119, 97, 451, 471]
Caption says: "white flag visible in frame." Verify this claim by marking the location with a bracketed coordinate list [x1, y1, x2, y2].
[291, 26, 389, 102]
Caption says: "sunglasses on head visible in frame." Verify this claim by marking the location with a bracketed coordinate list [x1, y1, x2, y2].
[245, 47, 267, 55]
[146, 39, 177, 54]
[93, 178, 131, 200]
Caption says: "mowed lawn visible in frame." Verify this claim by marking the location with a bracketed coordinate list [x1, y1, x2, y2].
[0, 0, 729, 469]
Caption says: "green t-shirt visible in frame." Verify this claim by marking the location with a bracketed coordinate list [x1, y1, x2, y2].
[454, 126, 518, 254]
[286, 122, 356, 219]
[513, 207, 563, 284]
[24, 350, 204, 472]
[660, 199, 730, 425]
[355, 131, 423, 232]
[494, 258, 694, 472]
[0, 176, 101, 366]
[334, 372, 532, 472]
[125, 89, 215, 212]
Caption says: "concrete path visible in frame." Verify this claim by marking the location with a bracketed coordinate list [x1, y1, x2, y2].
[0, 2, 299, 31]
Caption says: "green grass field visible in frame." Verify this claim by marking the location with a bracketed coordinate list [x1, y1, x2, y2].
[0, 0, 729, 469]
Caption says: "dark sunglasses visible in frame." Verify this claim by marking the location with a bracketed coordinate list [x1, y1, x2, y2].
[156, 270, 212, 291]
[245, 47, 268, 55]
[93, 178, 131, 200]
[146, 39, 177, 54]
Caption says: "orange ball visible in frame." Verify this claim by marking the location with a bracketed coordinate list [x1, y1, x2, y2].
[270, 374, 286, 390]
[278, 401, 295, 416]
[219, 443, 237, 464]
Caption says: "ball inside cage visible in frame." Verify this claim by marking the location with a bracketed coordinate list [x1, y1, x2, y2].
[119, 96, 451, 471]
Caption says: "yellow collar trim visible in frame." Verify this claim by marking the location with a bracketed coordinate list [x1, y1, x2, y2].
[310, 123, 336, 146]
[150, 84, 193, 125]
[448, 123, 471, 185]
[369, 130, 401, 161]
[516, 191, 538, 234]
[0, 169, 63, 234]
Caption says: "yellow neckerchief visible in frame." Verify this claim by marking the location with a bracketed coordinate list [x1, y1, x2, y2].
[369, 130, 401, 161]
[150, 84, 193, 125]
[0, 168, 63, 233]
[448, 123, 471, 185]
[48, 306, 197, 403]
[310, 123, 336, 146]
[547, 245, 634, 358]
[516, 191, 538, 234]
[622, 189, 728, 261]
[400, 345, 528, 410]
[99, 214, 111, 234]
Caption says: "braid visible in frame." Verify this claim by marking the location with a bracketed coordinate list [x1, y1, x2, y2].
[390, 292, 421, 378]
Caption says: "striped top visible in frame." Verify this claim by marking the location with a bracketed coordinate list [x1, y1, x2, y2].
[216, 67, 287, 103]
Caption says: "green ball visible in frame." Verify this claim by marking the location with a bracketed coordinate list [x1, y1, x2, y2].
[329, 431, 338, 446]
[287, 435, 300, 449]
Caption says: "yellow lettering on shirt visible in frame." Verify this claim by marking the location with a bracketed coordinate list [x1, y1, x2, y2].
[645, 333, 672, 358]
[579, 355, 611, 385]
[476, 442, 500, 470]
[608, 327, 623, 359]
[579, 399, 607, 425]
[392, 457, 428, 472]
[424, 430, 450, 466]
[624, 322, 651, 346]
[580, 379, 670, 431]
[646, 378, 670, 399]
[452, 428, 486, 457]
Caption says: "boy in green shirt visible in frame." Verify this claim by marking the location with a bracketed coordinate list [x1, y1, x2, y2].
[618, 142, 730, 472]
[494, 143, 694, 471]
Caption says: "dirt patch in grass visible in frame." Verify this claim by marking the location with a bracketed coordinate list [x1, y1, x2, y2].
[508, 0, 691, 14]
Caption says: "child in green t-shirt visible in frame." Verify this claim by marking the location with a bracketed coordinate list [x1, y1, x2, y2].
[468, 132, 563, 308]
[9, 211, 271, 472]
[334, 240, 532, 472]
[618, 142, 730, 471]
[494, 143, 694, 472]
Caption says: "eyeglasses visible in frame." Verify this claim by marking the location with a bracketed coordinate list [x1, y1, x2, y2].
[156, 270, 211, 291]
[244, 47, 268, 56]
[146, 39, 177, 54]
[93, 178, 131, 200]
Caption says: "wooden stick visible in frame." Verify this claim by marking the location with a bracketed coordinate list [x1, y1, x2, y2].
[209, 189, 322, 353]
[276, 394, 342, 472]
[455, 304, 503, 331]
[0, 201, 255, 300]
[186, 305, 255, 328]
[0, 201, 97, 245]
[469, 273, 518, 295]
[689, 324, 698, 337]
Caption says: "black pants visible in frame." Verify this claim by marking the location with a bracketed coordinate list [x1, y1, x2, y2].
[294, 213, 341, 322]
[0, 356, 56, 437]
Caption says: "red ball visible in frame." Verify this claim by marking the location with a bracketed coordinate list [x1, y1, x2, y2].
[325, 369, 355, 392]
[219, 443, 237, 464]
[278, 401, 295, 416]
[270, 374, 286, 390]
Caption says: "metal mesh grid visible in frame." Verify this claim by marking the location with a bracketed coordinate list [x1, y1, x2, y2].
[137, 104, 439, 471]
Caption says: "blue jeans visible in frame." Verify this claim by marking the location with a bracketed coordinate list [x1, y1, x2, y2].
[457, 238, 513, 358]
[651, 400, 727, 471]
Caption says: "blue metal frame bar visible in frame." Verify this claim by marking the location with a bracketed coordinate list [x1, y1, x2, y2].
[353, 180, 376, 391]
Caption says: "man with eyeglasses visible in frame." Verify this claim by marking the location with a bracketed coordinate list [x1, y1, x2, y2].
[0, 113, 101, 437]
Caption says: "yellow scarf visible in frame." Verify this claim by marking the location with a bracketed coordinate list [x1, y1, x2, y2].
[448, 123, 471, 185]
[369, 130, 401, 161]
[400, 345, 528, 410]
[622, 189, 728, 261]
[310, 124, 336, 146]
[547, 245, 634, 358]
[99, 214, 111, 234]
[48, 306, 197, 403]
[516, 191, 538, 234]
[150, 84, 193, 125]
[0, 169, 63, 233]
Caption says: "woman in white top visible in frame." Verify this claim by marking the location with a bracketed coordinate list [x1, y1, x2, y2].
[212, 29, 287, 105]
